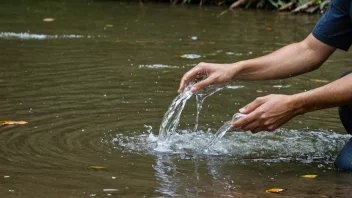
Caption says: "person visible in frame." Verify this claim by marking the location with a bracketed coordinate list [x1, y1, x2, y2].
[178, 0, 352, 171]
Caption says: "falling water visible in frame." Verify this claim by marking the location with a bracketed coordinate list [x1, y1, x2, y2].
[194, 85, 225, 131]
[158, 81, 195, 143]
[206, 113, 246, 148]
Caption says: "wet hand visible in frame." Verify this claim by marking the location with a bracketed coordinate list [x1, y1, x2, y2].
[231, 94, 301, 133]
[178, 62, 236, 93]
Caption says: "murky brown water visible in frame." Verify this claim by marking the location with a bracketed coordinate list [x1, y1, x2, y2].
[1, 0, 352, 197]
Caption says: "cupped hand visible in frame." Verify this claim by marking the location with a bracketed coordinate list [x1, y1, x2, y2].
[178, 62, 236, 93]
[231, 94, 301, 133]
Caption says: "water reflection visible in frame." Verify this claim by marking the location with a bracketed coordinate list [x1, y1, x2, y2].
[153, 155, 180, 197]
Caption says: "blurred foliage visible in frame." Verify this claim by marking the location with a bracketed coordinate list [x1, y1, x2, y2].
[166, 0, 331, 13]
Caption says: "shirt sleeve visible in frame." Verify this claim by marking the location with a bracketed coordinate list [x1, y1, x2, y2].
[312, 0, 352, 51]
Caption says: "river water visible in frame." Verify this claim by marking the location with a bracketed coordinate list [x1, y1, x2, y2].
[1, 0, 352, 197]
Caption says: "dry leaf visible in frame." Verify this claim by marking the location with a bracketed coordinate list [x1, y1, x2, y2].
[310, 79, 329, 83]
[43, 18, 54, 22]
[265, 188, 284, 193]
[266, 27, 273, 31]
[0, 121, 28, 125]
[301, 175, 317, 179]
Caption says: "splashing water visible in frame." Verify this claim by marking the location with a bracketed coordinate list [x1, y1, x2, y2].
[158, 81, 194, 143]
[158, 79, 225, 147]
[194, 85, 225, 131]
[207, 113, 246, 149]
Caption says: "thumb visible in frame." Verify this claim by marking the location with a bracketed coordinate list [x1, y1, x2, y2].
[239, 97, 265, 114]
[190, 77, 214, 93]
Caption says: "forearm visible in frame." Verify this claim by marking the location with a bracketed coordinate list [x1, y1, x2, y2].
[293, 74, 352, 114]
[232, 34, 335, 81]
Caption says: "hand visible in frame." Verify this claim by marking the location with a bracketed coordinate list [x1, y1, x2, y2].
[178, 62, 237, 93]
[231, 94, 301, 133]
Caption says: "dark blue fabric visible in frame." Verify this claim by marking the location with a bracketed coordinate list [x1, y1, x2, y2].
[335, 71, 352, 171]
[335, 137, 352, 171]
[312, 0, 352, 51]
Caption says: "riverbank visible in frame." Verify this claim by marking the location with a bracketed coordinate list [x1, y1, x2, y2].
[137, 0, 329, 13]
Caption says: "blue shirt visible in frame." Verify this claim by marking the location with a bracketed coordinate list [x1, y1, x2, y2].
[312, 0, 352, 51]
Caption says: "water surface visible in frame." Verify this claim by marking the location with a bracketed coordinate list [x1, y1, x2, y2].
[1, 0, 352, 197]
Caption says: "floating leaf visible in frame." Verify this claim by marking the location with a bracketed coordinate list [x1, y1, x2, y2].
[301, 175, 317, 179]
[0, 121, 28, 125]
[265, 188, 284, 193]
[89, 166, 106, 170]
[105, 24, 113, 28]
[43, 18, 54, 22]
[266, 27, 273, 31]
[310, 79, 329, 83]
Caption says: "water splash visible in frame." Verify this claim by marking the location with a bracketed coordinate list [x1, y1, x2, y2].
[113, 128, 349, 163]
[158, 79, 225, 147]
[206, 113, 245, 149]
[194, 85, 225, 131]
[158, 81, 194, 144]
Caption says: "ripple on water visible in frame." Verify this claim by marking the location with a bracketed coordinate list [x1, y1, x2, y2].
[112, 128, 350, 163]
[138, 64, 179, 69]
[0, 32, 97, 40]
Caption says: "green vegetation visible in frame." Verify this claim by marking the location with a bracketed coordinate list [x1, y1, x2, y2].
[168, 0, 331, 13]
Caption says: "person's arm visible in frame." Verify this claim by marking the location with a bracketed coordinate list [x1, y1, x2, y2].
[231, 74, 352, 133]
[234, 33, 336, 80]
[178, 34, 335, 93]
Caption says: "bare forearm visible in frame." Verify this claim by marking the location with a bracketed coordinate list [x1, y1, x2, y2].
[232, 34, 335, 81]
[293, 75, 352, 114]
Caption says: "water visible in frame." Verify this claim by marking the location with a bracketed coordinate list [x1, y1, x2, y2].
[157, 79, 224, 147]
[194, 84, 226, 131]
[207, 113, 246, 149]
[1, 0, 352, 197]
[158, 80, 194, 143]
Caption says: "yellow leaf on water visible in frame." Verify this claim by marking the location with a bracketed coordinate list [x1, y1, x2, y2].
[265, 188, 284, 193]
[0, 121, 28, 125]
[43, 18, 54, 22]
[89, 166, 107, 170]
[105, 24, 113, 28]
[266, 27, 273, 31]
[301, 175, 317, 179]
[310, 79, 329, 83]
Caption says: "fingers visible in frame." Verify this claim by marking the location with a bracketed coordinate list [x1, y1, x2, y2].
[178, 67, 204, 93]
[190, 77, 214, 93]
[231, 111, 257, 129]
[239, 97, 266, 114]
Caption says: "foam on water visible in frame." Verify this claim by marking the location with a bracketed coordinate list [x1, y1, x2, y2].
[139, 64, 179, 69]
[0, 32, 93, 40]
[113, 128, 350, 163]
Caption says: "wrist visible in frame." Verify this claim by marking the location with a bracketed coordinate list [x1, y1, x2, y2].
[229, 61, 246, 80]
[289, 93, 309, 116]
